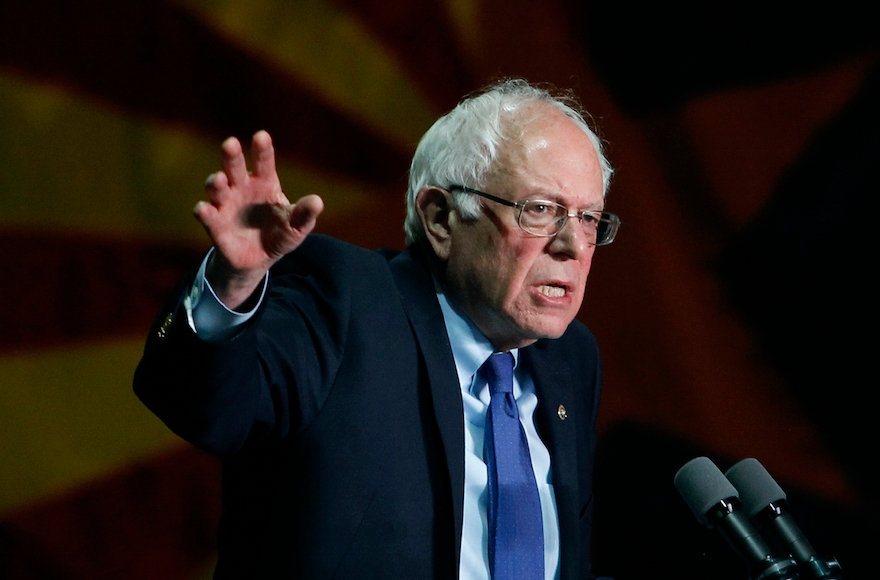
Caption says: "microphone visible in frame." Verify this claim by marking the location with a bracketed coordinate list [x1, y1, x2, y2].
[674, 457, 800, 580]
[725, 458, 843, 580]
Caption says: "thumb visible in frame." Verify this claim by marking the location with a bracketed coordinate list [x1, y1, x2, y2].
[288, 194, 324, 232]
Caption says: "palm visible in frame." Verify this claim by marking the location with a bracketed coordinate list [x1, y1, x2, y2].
[194, 131, 323, 305]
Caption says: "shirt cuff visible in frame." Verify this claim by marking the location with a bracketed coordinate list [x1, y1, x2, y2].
[184, 248, 268, 343]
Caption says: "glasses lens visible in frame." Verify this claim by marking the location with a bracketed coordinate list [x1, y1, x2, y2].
[518, 200, 620, 245]
[519, 201, 567, 236]
[595, 213, 620, 246]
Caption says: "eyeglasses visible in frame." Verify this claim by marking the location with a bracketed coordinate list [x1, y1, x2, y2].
[448, 185, 620, 246]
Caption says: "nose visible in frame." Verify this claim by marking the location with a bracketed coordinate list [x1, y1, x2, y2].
[547, 215, 592, 259]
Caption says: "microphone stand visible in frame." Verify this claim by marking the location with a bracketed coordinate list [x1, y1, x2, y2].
[752, 501, 843, 580]
[707, 499, 801, 580]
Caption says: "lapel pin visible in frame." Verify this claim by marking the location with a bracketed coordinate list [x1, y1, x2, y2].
[557, 404, 568, 420]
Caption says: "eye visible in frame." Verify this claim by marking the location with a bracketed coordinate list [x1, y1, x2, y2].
[580, 212, 601, 226]
[524, 202, 553, 216]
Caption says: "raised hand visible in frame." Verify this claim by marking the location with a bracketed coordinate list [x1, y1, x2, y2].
[194, 130, 323, 309]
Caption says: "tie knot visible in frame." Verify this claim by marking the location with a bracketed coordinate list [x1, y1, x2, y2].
[484, 352, 515, 395]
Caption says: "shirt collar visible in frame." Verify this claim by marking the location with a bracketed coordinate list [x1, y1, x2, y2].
[434, 283, 519, 396]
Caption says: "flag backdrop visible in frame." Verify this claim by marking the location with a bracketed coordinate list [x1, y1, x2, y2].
[1, 1, 877, 578]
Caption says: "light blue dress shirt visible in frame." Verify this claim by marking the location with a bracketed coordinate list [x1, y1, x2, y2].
[435, 289, 561, 580]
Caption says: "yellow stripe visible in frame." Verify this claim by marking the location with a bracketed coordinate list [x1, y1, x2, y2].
[0, 72, 373, 243]
[171, 0, 439, 149]
[442, 0, 482, 64]
[0, 338, 183, 513]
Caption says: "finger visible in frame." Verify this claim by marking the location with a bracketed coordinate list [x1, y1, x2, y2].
[288, 194, 324, 232]
[220, 136, 249, 186]
[203, 171, 230, 205]
[193, 200, 220, 231]
[250, 130, 277, 179]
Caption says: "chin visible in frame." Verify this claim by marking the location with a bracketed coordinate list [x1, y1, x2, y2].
[489, 309, 576, 350]
[536, 310, 578, 334]
[516, 318, 572, 344]
[534, 326, 568, 341]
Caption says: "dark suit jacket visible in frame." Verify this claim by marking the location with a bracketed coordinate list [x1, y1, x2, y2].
[134, 234, 605, 579]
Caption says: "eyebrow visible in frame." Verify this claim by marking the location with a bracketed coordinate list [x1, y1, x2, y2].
[522, 189, 605, 212]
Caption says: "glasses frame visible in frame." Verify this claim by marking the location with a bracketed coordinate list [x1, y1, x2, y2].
[447, 184, 620, 246]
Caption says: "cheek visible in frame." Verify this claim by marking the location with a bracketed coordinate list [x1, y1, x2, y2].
[497, 246, 537, 294]
[476, 259, 518, 308]
[452, 228, 543, 310]
[469, 235, 523, 293]
[577, 257, 594, 290]
[501, 255, 546, 308]
[447, 245, 509, 307]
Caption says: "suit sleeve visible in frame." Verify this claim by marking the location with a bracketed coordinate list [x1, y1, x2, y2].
[132, 235, 382, 457]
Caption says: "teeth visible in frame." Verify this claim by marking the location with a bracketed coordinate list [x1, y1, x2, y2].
[539, 285, 565, 297]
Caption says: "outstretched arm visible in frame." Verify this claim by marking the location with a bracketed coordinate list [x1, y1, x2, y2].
[194, 130, 323, 309]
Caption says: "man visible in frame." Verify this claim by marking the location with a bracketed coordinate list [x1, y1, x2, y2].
[135, 79, 619, 579]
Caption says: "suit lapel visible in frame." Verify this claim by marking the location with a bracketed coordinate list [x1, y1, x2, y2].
[387, 247, 466, 570]
[522, 341, 580, 580]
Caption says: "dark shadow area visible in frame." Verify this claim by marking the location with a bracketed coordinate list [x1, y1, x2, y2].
[592, 422, 876, 579]
[715, 62, 879, 513]
[577, 1, 880, 116]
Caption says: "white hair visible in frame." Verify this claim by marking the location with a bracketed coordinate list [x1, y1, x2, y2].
[404, 78, 613, 245]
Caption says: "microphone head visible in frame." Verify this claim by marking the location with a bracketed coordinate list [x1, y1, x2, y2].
[674, 456, 739, 526]
[725, 458, 786, 518]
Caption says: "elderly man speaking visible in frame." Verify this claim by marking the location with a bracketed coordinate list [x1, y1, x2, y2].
[135, 78, 619, 580]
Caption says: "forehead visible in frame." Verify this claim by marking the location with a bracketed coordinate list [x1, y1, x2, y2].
[490, 104, 604, 204]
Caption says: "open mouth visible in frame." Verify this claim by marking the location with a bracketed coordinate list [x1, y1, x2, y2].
[538, 284, 566, 298]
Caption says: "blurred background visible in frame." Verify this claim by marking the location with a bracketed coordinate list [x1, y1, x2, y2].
[1, 1, 877, 578]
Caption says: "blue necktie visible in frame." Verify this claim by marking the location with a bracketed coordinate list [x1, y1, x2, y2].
[483, 352, 544, 580]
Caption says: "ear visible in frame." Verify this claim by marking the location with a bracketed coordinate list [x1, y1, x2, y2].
[415, 186, 454, 261]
